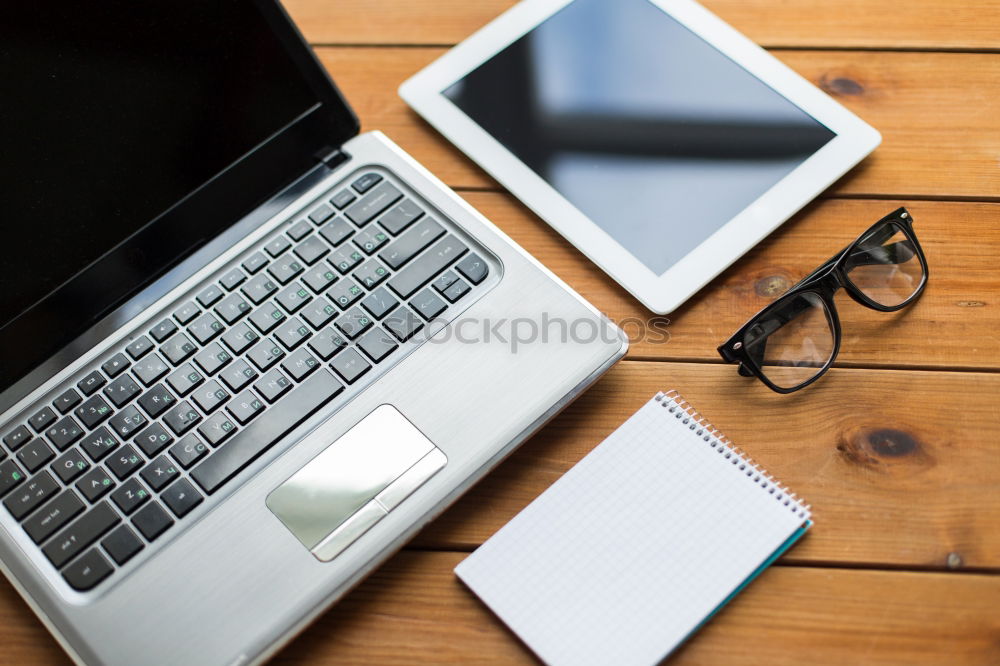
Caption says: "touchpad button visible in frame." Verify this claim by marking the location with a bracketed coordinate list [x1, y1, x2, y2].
[266, 404, 446, 561]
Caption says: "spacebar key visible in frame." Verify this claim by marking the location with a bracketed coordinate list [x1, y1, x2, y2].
[191, 369, 343, 494]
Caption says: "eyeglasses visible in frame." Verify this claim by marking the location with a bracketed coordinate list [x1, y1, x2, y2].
[718, 207, 928, 393]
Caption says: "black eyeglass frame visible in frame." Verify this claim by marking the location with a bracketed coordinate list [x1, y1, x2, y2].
[718, 207, 929, 393]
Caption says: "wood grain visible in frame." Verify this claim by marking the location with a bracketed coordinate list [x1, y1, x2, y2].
[315, 48, 1000, 199]
[286, 0, 1000, 50]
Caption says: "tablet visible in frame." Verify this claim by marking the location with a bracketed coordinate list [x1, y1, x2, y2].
[400, 0, 881, 313]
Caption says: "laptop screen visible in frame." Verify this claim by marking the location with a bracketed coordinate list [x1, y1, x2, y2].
[0, 1, 356, 392]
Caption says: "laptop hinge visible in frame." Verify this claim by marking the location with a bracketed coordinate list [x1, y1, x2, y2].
[316, 147, 350, 171]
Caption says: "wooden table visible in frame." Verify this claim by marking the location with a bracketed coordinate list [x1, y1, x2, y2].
[5, 1, 1000, 663]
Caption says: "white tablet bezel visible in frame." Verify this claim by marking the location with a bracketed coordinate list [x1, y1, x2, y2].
[399, 0, 881, 314]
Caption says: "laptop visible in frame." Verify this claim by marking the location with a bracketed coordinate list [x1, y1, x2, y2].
[0, 3, 627, 663]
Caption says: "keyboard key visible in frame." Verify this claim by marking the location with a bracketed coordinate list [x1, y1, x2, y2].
[193, 381, 229, 414]
[29, 406, 58, 432]
[169, 435, 208, 469]
[221, 322, 260, 355]
[103, 374, 142, 408]
[302, 297, 338, 329]
[331, 349, 371, 384]
[309, 203, 335, 225]
[191, 369, 343, 494]
[389, 236, 468, 299]
[276, 283, 312, 314]
[361, 287, 399, 320]
[45, 416, 84, 451]
[63, 548, 113, 591]
[0, 460, 26, 498]
[267, 254, 304, 284]
[331, 188, 356, 209]
[293, 236, 330, 265]
[287, 219, 312, 242]
[358, 327, 398, 363]
[108, 405, 148, 439]
[18, 439, 54, 473]
[303, 265, 339, 294]
[249, 303, 286, 334]
[242, 251, 269, 275]
[379, 217, 444, 269]
[53, 388, 82, 414]
[319, 218, 354, 247]
[353, 258, 390, 289]
[247, 339, 285, 372]
[110, 479, 151, 515]
[80, 427, 119, 463]
[335, 308, 373, 340]
[162, 402, 201, 436]
[167, 365, 204, 397]
[52, 449, 91, 484]
[219, 268, 246, 291]
[241, 273, 279, 305]
[136, 384, 177, 419]
[134, 423, 174, 457]
[411, 289, 447, 320]
[24, 491, 84, 544]
[274, 318, 311, 350]
[456, 253, 489, 285]
[75, 467, 116, 503]
[327, 279, 364, 309]
[219, 360, 257, 393]
[140, 456, 179, 492]
[101, 525, 144, 565]
[354, 226, 390, 255]
[227, 391, 265, 425]
[172, 302, 201, 325]
[162, 479, 203, 519]
[345, 181, 402, 227]
[264, 235, 292, 258]
[254, 370, 292, 403]
[149, 319, 177, 343]
[160, 334, 197, 365]
[101, 353, 131, 379]
[384, 307, 425, 343]
[442, 278, 471, 303]
[194, 342, 232, 376]
[106, 446, 143, 480]
[215, 293, 251, 325]
[5, 472, 59, 520]
[378, 199, 424, 235]
[131, 502, 173, 541]
[74, 396, 113, 429]
[133, 353, 170, 386]
[43, 501, 119, 568]
[188, 313, 224, 345]
[4, 425, 32, 451]
[77, 370, 107, 396]
[352, 172, 383, 193]
[308, 328, 347, 361]
[280, 349, 319, 382]
[198, 412, 237, 446]
[197, 284, 224, 308]
[432, 270, 459, 293]
[329, 247, 364, 274]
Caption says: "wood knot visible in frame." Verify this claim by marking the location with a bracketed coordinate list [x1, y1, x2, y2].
[820, 75, 865, 97]
[867, 428, 918, 457]
[755, 274, 792, 299]
[836, 425, 933, 474]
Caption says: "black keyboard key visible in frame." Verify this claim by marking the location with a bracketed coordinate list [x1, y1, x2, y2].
[104, 374, 142, 408]
[227, 391, 265, 425]
[108, 405, 148, 439]
[358, 327, 398, 363]
[5, 472, 59, 520]
[191, 369, 343, 494]
[133, 353, 170, 386]
[0, 460, 26, 498]
[353, 258, 390, 289]
[75, 467, 116, 503]
[194, 342, 232, 376]
[52, 449, 91, 484]
[302, 297, 338, 329]
[309, 203, 335, 225]
[172, 302, 200, 326]
[18, 439, 54, 473]
[77, 370, 107, 396]
[134, 423, 174, 458]
[345, 181, 402, 227]
[193, 381, 229, 414]
[287, 219, 312, 242]
[384, 307, 425, 342]
[215, 293, 251, 325]
[101, 353, 131, 379]
[136, 383, 177, 419]
[81, 427, 119, 463]
[327, 279, 364, 309]
[242, 251, 269, 275]
[276, 283, 312, 314]
[110, 479, 152, 515]
[107, 446, 143, 480]
[293, 236, 330, 265]
[197, 284, 224, 308]
[331, 188, 356, 209]
[29, 406, 57, 432]
[361, 287, 399, 320]
[140, 456, 179, 492]
[442, 278, 471, 303]
[161, 334, 197, 365]
[352, 172, 383, 193]
[280, 349, 319, 382]
[162, 402, 201, 436]
[411, 289, 447, 320]
[220, 268, 246, 291]
[101, 525, 144, 565]
[53, 388, 82, 414]
[330, 247, 365, 274]
[335, 308, 373, 340]
[162, 479, 203, 519]
[63, 548, 113, 591]
[319, 218, 354, 247]
[354, 226, 390, 255]
[389, 236, 469, 299]
[4, 425, 32, 451]
[45, 416, 84, 451]
[125, 335, 155, 360]
[456, 252, 489, 285]
[131, 502, 173, 542]
[432, 270, 459, 293]
[43, 501, 119, 568]
[247, 339, 285, 372]
[198, 412, 237, 446]
[254, 369, 292, 403]
[24, 491, 84, 544]
[307, 327, 348, 361]
[169, 435, 209, 469]
[241, 273, 279, 305]
[221, 322, 260, 355]
[249, 303, 286, 334]
[220, 360, 257, 393]
[149, 319, 178, 343]
[167, 364, 204, 397]
[379, 217, 444, 269]
[274, 317, 311, 350]
[264, 235, 292, 258]
[378, 199, 424, 236]
[303, 264, 340, 294]
[267, 254, 304, 284]
[188, 312, 224, 345]
[330, 349, 370, 384]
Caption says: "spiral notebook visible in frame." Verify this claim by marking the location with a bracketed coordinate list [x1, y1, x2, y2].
[455, 391, 812, 666]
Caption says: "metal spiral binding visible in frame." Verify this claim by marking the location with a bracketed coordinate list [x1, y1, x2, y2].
[654, 391, 811, 519]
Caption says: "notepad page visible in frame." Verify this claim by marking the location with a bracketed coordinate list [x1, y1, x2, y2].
[455, 393, 810, 666]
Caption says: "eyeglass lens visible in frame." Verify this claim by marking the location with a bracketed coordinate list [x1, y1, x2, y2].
[844, 222, 924, 307]
[743, 291, 836, 389]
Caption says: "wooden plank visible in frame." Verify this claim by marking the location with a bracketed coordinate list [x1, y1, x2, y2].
[287, 0, 1000, 50]
[457, 195, 1000, 370]
[315, 47, 1000, 199]
[413, 360, 1000, 570]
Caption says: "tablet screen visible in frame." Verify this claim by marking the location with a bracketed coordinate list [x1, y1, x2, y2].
[444, 0, 835, 276]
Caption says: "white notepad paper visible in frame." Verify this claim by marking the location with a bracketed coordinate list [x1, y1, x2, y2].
[455, 391, 812, 666]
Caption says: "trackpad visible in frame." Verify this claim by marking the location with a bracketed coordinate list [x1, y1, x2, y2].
[266, 405, 446, 562]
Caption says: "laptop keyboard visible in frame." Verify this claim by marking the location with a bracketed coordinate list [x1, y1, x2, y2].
[0, 169, 493, 593]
